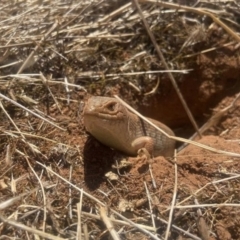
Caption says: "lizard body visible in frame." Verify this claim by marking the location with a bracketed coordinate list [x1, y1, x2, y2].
[83, 96, 175, 157]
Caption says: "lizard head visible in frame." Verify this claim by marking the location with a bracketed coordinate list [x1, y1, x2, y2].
[83, 96, 126, 120]
[83, 96, 130, 149]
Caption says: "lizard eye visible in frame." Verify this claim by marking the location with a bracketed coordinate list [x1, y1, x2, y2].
[106, 102, 117, 112]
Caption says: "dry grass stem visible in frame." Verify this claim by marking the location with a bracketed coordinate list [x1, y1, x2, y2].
[0, 93, 65, 131]
[1, 1, 240, 238]
[0, 187, 38, 211]
[179, 91, 240, 151]
[24, 157, 47, 233]
[40, 72, 62, 114]
[0, 214, 66, 240]
[37, 162, 162, 240]
[174, 203, 240, 209]
[81, 211, 156, 231]
[17, 21, 59, 74]
[143, 210, 201, 240]
[144, 182, 157, 233]
[195, 199, 210, 240]
[160, 215, 202, 240]
[183, 41, 235, 58]
[76, 191, 83, 240]
[36, 161, 105, 206]
[144, 78, 160, 96]
[162, 174, 240, 215]
[99, 206, 120, 240]
[141, 0, 240, 42]
[0, 100, 25, 140]
[132, 0, 201, 137]
[83, 223, 89, 240]
[149, 163, 157, 188]
[68, 165, 73, 220]
[164, 150, 178, 240]
[115, 95, 240, 158]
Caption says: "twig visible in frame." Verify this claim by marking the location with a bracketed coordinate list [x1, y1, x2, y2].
[17, 20, 59, 74]
[69, 165, 73, 220]
[0, 101, 25, 140]
[144, 182, 157, 234]
[114, 95, 240, 158]
[40, 72, 62, 114]
[195, 199, 210, 240]
[174, 203, 240, 209]
[99, 206, 120, 240]
[0, 92, 65, 131]
[182, 41, 235, 58]
[132, 0, 201, 138]
[36, 161, 162, 240]
[80, 211, 155, 231]
[166, 173, 240, 213]
[178, 92, 240, 152]
[99, 2, 132, 23]
[0, 187, 39, 211]
[24, 157, 47, 234]
[164, 150, 177, 240]
[144, 78, 160, 96]
[83, 223, 89, 240]
[5, 144, 14, 166]
[64, 76, 71, 105]
[149, 163, 156, 189]
[0, 214, 66, 240]
[151, 212, 201, 240]
[140, 0, 240, 42]
[3, 130, 71, 146]
[76, 191, 83, 240]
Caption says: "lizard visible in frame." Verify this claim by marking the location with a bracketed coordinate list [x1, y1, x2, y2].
[83, 96, 176, 158]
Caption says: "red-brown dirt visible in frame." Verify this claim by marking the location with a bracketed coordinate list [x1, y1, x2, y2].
[1, 1, 240, 239]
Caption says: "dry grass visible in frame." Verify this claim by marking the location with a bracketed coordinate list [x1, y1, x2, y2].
[0, 0, 240, 239]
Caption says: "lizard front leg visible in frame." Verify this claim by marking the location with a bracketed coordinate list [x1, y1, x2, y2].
[131, 136, 155, 157]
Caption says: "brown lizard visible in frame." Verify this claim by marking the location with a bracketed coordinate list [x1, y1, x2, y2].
[83, 96, 176, 157]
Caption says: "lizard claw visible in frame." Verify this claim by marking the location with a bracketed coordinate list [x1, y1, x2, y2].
[137, 147, 151, 161]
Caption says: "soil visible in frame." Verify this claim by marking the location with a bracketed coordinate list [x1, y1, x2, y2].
[1, 5, 240, 239]
[2, 45, 240, 239]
